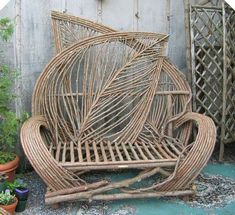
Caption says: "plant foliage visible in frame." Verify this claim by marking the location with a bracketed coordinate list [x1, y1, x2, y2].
[0, 18, 19, 155]
[0, 151, 15, 164]
[7, 178, 27, 192]
[0, 65, 19, 151]
[0, 18, 13, 41]
[0, 191, 15, 205]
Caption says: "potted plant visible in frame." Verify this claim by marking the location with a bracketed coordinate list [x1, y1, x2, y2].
[7, 179, 29, 212]
[0, 152, 19, 182]
[0, 190, 18, 214]
[0, 18, 20, 182]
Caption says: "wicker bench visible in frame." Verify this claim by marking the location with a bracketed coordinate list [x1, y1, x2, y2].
[20, 11, 216, 205]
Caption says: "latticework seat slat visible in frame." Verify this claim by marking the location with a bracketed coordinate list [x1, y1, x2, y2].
[77, 141, 83, 162]
[153, 142, 171, 159]
[85, 141, 91, 162]
[107, 141, 116, 162]
[115, 142, 124, 161]
[140, 142, 155, 160]
[100, 142, 108, 162]
[127, 142, 139, 160]
[49, 139, 183, 168]
[133, 143, 148, 160]
[92, 141, 100, 162]
[148, 142, 164, 159]
[121, 142, 131, 161]
[70, 141, 75, 163]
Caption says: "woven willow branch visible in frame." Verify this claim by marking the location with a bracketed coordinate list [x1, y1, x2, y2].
[20, 11, 216, 204]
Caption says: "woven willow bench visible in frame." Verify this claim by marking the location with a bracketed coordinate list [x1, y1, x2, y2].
[20, 11, 216, 205]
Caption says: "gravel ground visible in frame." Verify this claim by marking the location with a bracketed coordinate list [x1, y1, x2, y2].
[17, 171, 136, 215]
[16, 147, 235, 215]
[17, 165, 235, 215]
[16, 171, 76, 215]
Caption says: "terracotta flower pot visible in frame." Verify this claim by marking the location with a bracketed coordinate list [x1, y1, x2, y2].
[0, 155, 20, 182]
[0, 197, 18, 215]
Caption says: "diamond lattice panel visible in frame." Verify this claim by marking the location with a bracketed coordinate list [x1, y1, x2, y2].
[191, 6, 223, 138]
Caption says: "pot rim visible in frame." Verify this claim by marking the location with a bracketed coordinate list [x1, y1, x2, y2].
[0, 196, 18, 208]
[15, 187, 29, 194]
[0, 154, 20, 172]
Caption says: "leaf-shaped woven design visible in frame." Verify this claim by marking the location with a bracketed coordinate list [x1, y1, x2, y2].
[34, 32, 168, 146]
[51, 11, 117, 53]
[49, 11, 192, 148]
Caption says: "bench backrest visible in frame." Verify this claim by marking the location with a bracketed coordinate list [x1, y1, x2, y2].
[31, 12, 192, 147]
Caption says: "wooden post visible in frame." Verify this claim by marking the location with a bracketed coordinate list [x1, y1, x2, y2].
[220, 1, 227, 162]
[14, 0, 22, 118]
[183, 0, 192, 85]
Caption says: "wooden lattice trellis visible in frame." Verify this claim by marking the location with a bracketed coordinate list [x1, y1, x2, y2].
[189, 1, 235, 161]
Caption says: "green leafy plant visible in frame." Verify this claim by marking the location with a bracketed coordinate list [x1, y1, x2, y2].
[0, 191, 15, 205]
[0, 151, 15, 164]
[0, 17, 20, 157]
[0, 18, 13, 41]
[0, 18, 29, 163]
[7, 179, 27, 192]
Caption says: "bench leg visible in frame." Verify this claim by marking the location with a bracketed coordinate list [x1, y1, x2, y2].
[51, 203, 60, 209]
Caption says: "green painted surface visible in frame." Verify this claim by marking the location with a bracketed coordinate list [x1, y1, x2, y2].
[71, 163, 235, 214]
[105, 163, 235, 215]
[203, 163, 235, 179]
